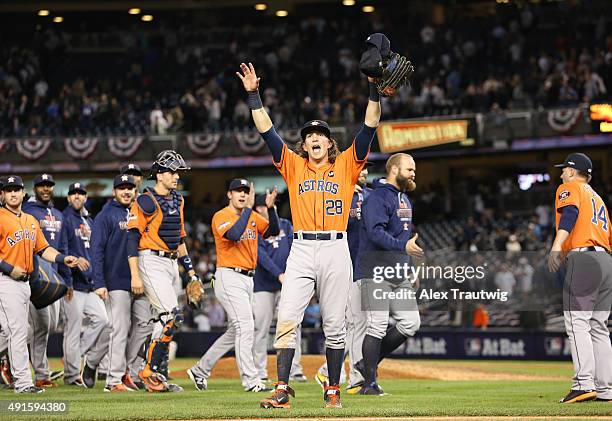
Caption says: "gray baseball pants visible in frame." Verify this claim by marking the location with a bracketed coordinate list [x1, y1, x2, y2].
[563, 250, 612, 399]
[253, 290, 304, 379]
[62, 290, 109, 383]
[0, 274, 34, 391]
[192, 268, 260, 389]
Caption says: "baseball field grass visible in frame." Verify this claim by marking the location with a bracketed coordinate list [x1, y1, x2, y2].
[1, 357, 611, 421]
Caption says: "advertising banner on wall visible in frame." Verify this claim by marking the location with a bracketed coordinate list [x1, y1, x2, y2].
[376, 119, 473, 153]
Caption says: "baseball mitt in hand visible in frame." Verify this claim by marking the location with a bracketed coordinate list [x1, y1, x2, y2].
[186, 275, 205, 309]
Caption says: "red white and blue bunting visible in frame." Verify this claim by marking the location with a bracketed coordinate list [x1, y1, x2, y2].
[186, 133, 221, 156]
[235, 131, 265, 154]
[547, 107, 582, 134]
[107, 136, 144, 158]
[16, 138, 52, 160]
[0, 138, 7, 153]
[64, 137, 99, 159]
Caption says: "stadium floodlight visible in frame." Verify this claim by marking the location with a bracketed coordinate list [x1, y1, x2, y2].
[362, 5, 375, 13]
[38, 10, 50, 16]
[53, 16, 64, 23]
[141, 15, 154, 22]
[275, 10, 288, 17]
[254, 3, 267, 11]
[343, 0, 356, 6]
[128, 8, 141, 15]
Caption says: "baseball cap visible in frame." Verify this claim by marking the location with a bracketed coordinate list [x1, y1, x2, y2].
[228, 178, 250, 192]
[68, 182, 87, 195]
[2, 175, 24, 190]
[33, 173, 55, 187]
[554, 153, 593, 175]
[113, 174, 136, 189]
[300, 120, 331, 140]
[120, 163, 143, 176]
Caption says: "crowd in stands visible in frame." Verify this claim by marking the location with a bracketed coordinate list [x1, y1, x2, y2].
[2, 1, 611, 138]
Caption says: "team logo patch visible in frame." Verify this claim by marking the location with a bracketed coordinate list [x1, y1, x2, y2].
[558, 190, 570, 200]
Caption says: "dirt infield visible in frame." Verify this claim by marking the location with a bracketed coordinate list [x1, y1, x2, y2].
[171, 355, 565, 381]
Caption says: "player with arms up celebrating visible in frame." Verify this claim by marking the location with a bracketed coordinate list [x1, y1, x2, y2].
[548, 153, 612, 404]
[237, 62, 381, 409]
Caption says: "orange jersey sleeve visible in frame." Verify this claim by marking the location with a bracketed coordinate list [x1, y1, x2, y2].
[212, 207, 261, 270]
[253, 211, 269, 235]
[276, 142, 365, 232]
[554, 181, 611, 252]
[0, 209, 49, 273]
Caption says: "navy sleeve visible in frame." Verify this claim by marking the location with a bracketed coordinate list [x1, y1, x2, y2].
[264, 207, 280, 238]
[257, 239, 283, 278]
[364, 195, 406, 252]
[127, 229, 141, 258]
[59, 217, 73, 287]
[559, 205, 579, 232]
[225, 208, 253, 242]
[354, 124, 377, 161]
[90, 213, 108, 290]
[261, 127, 284, 163]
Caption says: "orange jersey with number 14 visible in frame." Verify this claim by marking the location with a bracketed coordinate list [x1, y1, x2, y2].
[275, 143, 366, 231]
[555, 181, 611, 253]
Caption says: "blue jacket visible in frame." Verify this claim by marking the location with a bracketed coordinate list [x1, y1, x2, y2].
[91, 200, 132, 292]
[254, 218, 293, 292]
[356, 178, 413, 280]
[347, 187, 371, 273]
[22, 198, 70, 280]
[61, 205, 94, 291]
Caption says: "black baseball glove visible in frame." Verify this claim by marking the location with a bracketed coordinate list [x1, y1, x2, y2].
[360, 33, 414, 97]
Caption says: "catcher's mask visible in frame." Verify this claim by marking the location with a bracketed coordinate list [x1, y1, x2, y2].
[149, 150, 191, 180]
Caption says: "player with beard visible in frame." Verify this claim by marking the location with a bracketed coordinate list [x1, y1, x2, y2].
[23, 174, 70, 387]
[356, 153, 423, 395]
[315, 163, 372, 393]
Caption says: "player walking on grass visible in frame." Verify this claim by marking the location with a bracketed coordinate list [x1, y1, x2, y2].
[127, 150, 200, 393]
[0, 176, 78, 393]
[547, 153, 612, 404]
[237, 62, 381, 409]
[187, 179, 279, 392]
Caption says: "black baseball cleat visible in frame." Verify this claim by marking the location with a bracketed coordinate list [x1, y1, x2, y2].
[16, 386, 45, 394]
[559, 389, 597, 403]
[81, 363, 97, 389]
[359, 382, 385, 396]
[187, 368, 207, 391]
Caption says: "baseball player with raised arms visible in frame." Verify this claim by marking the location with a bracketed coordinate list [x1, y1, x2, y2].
[0, 175, 78, 393]
[127, 150, 201, 393]
[22, 173, 70, 388]
[90, 174, 147, 392]
[358, 153, 423, 395]
[547, 153, 612, 403]
[61, 182, 111, 387]
[187, 179, 279, 392]
[316, 164, 372, 393]
[237, 61, 381, 409]
[252, 193, 306, 383]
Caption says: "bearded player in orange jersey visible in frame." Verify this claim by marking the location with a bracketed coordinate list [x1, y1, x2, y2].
[237, 62, 381, 409]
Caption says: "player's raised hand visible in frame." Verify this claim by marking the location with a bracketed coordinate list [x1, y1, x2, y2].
[265, 187, 278, 208]
[236, 62, 260, 92]
[246, 182, 256, 208]
[406, 233, 424, 258]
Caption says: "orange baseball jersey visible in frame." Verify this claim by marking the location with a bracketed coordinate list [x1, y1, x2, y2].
[212, 207, 268, 270]
[127, 194, 186, 252]
[555, 181, 611, 252]
[0, 207, 49, 273]
[275, 143, 366, 231]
